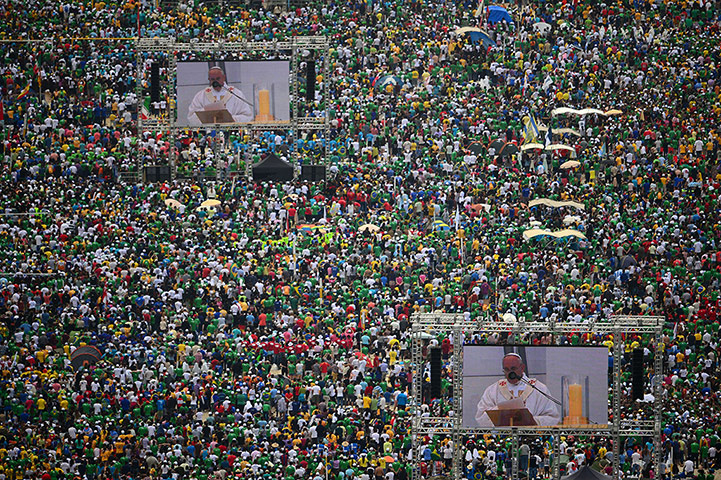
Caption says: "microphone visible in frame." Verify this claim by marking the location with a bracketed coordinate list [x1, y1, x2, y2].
[212, 81, 255, 109]
[507, 372, 562, 406]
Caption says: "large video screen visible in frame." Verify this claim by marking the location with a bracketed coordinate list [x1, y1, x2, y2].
[462, 346, 609, 428]
[176, 61, 290, 126]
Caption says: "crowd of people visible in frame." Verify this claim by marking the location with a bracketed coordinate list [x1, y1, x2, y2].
[2, 0, 721, 479]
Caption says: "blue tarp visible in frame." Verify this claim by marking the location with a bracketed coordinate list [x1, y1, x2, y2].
[488, 5, 513, 24]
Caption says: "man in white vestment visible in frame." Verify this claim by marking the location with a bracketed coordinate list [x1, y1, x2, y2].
[475, 353, 560, 427]
[187, 66, 253, 124]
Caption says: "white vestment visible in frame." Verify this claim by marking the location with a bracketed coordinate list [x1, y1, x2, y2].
[475, 375, 560, 427]
[187, 84, 253, 125]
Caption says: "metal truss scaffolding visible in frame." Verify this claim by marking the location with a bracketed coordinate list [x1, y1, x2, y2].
[410, 314, 665, 480]
[135, 36, 329, 179]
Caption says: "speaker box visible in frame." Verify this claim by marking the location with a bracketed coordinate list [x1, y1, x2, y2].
[144, 165, 171, 183]
[306, 60, 316, 101]
[301, 165, 326, 182]
[150, 62, 160, 103]
[430, 347, 442, 399]
[631, 348, 644, 400]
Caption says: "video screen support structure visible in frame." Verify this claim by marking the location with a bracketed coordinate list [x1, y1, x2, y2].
[410, 314, 665, 480]
[135, 36, 329, 179]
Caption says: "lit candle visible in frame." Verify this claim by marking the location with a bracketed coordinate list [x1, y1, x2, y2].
[568, 383, 583, 418]
[258, 89, 270, 116]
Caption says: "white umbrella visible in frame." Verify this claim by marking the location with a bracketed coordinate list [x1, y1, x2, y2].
[521, 142, 545, 151]
[455, 26, 482, 34]
[164, 199, 183, 209]
[533, 21, 552, 35]
[359, 224, 381, 233]
[560, 160, 581, 169]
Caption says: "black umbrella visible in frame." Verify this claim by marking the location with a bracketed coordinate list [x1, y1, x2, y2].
[498, 143, 519, 157]
[488, 138, 505, 152]
[619, 255, 638, 269]
[70, 345, 102, 370]
[468, 142, 484, 155]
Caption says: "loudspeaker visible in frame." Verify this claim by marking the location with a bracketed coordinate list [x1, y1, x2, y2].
[150, 62, 160, 103]
[144, 165, 171, 183]
[306, 60, 316, 101]
[430, 347, 442, 399]
[631, 348, 644, 400]
[301, 165, 326, 182]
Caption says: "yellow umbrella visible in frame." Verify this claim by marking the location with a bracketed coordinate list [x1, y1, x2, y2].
[164, 198, 183, 209]
[201, 199, 221, 207]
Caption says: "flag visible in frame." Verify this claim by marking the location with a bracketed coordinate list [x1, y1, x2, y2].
[544, 123, 553, 147]
[530, 113, 539, 140]
[230, 263, 241, 278]
[454, 205, 460, 228]
[16, 84, 31, 102]
[522, 71, 530, 97]
[33, 64, 42, 91]
[475, 0, 485, 17]
[522, 113, 539, 144]
[542, 75, 553, 94]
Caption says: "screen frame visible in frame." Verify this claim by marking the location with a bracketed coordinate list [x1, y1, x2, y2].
[174, 60, 292, 127]
[461, 344, 611, 432]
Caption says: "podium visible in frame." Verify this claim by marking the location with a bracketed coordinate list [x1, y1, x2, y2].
[486, 408, 537, 427]
[196, 108, 234, 124]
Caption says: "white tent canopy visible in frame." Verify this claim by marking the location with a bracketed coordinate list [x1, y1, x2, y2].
[528, 199, 585, 210]
[551, 107, 623, 116]
[523, 228, 587, 241]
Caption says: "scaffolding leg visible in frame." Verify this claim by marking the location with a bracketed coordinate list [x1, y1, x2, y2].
[654, 331, 664, 479]
[612, 328, 622, 480]
[553, 433, 560, 480]
[453, 324, 463, 480]
[411, 328, 423, 480]
[511, 432, 519, 480]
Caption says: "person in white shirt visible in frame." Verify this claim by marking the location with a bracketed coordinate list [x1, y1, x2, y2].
[475, 353, 561, 427]
[187, 67, 253, 124]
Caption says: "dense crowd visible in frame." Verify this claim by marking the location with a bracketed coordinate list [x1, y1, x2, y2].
[2, 0, 721, 479]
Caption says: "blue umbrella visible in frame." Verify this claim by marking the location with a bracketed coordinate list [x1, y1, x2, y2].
[433, 220, 451, 231]
[468, 31, 496, 48]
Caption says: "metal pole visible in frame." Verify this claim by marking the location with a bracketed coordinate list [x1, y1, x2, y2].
[169, 52, 177, 178]
[452, 321, 463, 480]
[612, 328, 623, 480]
[552, 432, 561, 480]
[135, 38, 143, 171]
[653, 329, 664, 479]
[511, 431, 520, 480]
[291, 41, 299, 169]
[411, 325, 423, 480]
[323, 37, 330, 173]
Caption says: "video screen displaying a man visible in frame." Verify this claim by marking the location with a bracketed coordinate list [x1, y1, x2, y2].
[187, 66, 253, 125]
[176, 61, 291, 127]
[475, 353, 561, 427]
